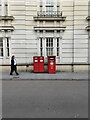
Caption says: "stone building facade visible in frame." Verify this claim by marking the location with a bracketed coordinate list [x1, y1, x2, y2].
[0, 0, 90, 71]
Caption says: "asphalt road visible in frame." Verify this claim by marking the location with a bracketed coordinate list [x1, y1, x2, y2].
[2, 80, 88, 118]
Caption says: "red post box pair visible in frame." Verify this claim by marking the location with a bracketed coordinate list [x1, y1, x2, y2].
[33, 56, 44, 73]
[33, 56, 56, 73]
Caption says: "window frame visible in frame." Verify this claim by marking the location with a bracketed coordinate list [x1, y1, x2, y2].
[0, 37, 3, 57]
[4, 3, 8, 16]
[40, 37, 60, 57]
[46, 37, 54, 56]
[40, 38, 43, 56]
[0, 37, 10, 58]
[6, 37, 9, 57]
[46, 0, 53, 16]
[56, 37, 60, 57]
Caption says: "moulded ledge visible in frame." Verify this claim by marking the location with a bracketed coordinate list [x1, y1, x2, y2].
[0, 26, 15, 31]
[86, 26, 90, 31]
[86, 16, 90, 20]
[33, 16, 66, 21]
[34, 26, 66, 31]
[0, 16, 14, 21]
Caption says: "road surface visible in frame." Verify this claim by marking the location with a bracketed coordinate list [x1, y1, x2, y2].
[2, 80, 88, 118]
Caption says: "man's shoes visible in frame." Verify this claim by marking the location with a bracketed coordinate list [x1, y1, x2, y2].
[16, 73, 19, 75]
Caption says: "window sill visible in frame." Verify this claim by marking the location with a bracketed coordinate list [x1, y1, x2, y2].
[0, 56, 10, 59]
[6, 57, 10, 59]
[0, 57, 4, 59]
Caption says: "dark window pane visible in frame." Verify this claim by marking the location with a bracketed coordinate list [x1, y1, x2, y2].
[40, 48, 43, 56]
[7, 48, 9, 56]
[0, 38, 3, 56]
[1, 48, 3, 56]
[57, 48, 59, 56]
[6, 38, 9, 57]
[40, 38, 42, 47]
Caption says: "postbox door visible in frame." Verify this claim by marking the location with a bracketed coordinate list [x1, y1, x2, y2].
[33, 57, 39, 72]
[48, 56, 56, 73]
[50, 60, 54, 70]
[39, 57, 44, 72]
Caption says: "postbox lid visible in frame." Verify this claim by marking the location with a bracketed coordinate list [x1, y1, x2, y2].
[48, 55, 56, 58]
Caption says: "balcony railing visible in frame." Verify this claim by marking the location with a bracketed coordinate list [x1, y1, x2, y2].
[34, 11, 66, 21]
[37, 11, 62, 17]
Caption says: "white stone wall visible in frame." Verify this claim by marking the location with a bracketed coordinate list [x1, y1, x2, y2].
[74, 1, 88, 63]
[62, 1, 74, 63]
[0, 0, 89, 65]
[61, 0, 89, 63]
[10, 0, 37, 64]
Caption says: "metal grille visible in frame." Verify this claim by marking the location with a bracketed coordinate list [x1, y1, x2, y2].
[37, 11, 62, 17]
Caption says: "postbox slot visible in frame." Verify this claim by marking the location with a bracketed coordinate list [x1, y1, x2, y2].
[40, 60, 43, 62]
[50, 59, 54, 61]
[50, 58, 54, 60]
[35, 60, 38, 62]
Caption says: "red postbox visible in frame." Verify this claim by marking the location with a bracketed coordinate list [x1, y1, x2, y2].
[33, 56, 39, 72]
[48, 56, 56, 73]
[39, 56, 44, 72]
[33, 56, 44, 73]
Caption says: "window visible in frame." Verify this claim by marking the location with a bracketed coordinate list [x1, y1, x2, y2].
[0, 38, 3, 57]
[5, 0, 8, 16]
[57, 38, 59, 56]
[0, 0, 1, 16]
[57, 5, 59, 14]
[46, 0, 53, 16]
[46, 0, 52, 6]
[0, 37, 10, 57]
[6, 38, 9, 57]
[40, 37, 60, 57]
[40, 0, 42, 5]
[40, 38, 43, 56]
[46, 38, 53, 56]
[39, 0, 43, 16]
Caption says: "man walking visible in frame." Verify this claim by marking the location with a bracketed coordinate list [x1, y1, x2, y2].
[10, 55, 19, 75]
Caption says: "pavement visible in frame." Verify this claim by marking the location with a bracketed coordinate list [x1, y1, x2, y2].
[0, 71, 89, 80]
